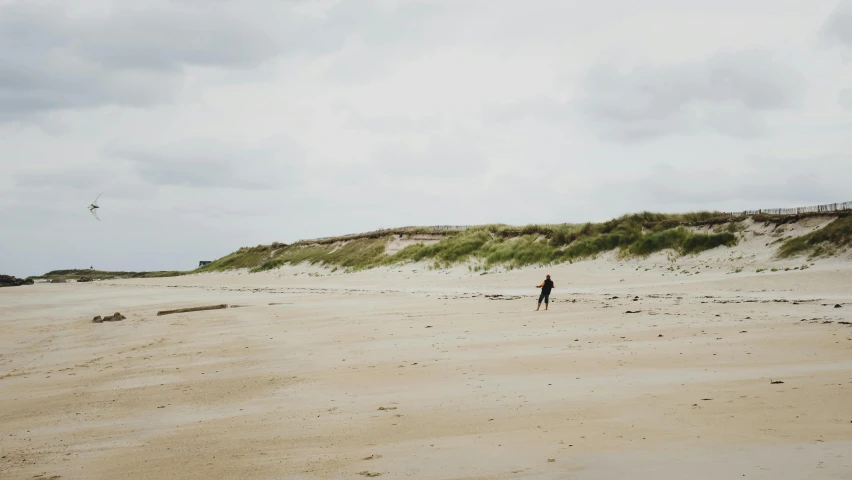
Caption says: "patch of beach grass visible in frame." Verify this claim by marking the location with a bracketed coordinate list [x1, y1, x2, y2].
[778, 216, 852, 259]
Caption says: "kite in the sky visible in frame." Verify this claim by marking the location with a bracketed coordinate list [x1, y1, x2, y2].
[88, 193, 102, 221]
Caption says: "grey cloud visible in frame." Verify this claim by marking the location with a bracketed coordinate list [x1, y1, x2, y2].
[111, 138, 304, 190]
[0, 1, 832, 111]
[594, 156, 852, 211]
[484, 96, 573, 124]
[704, 51, 805, 110]
[0, 1, 277, 121]
[821, 0, 852, 47]
[699, 102, 768, 139]
[321, 1, 448, 51]
[12, 164, 161, 203]
[840, 88, 852, 112]
[180, 0, 451, 59]
[573, 50, 806, 142]
[308, 1, 466, 83]
[482, 50, 804, 142]
[0, 0, 461, 120]
[344, 108, 441, 134]
[372, 134, 488, 179]
[79, 10, 278, 71]
[15, 166, 111, 190]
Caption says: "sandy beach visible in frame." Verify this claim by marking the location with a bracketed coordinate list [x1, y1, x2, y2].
[2, 244, 852, 479]
[5, 0, 852, 476]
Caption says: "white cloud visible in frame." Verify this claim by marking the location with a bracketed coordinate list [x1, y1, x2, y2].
[571, 50, 806, 143]
[110, 137, 304, 190]
[371, 133, 488, 179]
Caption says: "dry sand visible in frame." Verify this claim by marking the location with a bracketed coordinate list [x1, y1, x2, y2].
[2, 239, 852, 479]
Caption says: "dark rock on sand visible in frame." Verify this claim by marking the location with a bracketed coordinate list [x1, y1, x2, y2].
[103, 312, 126, 322]
[94, 312, 126, 323]
[78, 276, 94, 283]
[0, 274, 34, 287]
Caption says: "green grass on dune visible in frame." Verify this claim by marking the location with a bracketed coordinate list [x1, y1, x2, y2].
[778, 216, 852, 258]
[390, 221, 738, 269]
[198, 242, 290, 273]
[320, 237, 388, 268]
[238, 238, 390, 273]
[203, 211, 743, 273]
[390, 230, 492, 265]
[250, 245, 334, 272]
[629, 228, 738, 257]
[480, 235, 562, 268]
[200, 247, 271, 272]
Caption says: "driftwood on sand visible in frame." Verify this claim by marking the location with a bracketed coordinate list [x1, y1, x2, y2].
[156, 304, 229, 316]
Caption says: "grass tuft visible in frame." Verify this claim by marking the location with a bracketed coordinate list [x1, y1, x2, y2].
[777, 217, 852, 258]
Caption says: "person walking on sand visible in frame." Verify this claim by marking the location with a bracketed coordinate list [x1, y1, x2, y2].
[536, 274, 554, 311]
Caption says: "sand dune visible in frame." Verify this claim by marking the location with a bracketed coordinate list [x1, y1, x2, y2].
[2, 240, 851, 479]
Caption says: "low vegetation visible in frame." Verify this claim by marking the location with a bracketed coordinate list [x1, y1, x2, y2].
[29, 269, 186, 281]
[248, 238, 389, 272]
[777, 216, 852, 259]
[202, 211, 743, 273]
[203, 242, 290, 272]
[391, 223, 736, 270]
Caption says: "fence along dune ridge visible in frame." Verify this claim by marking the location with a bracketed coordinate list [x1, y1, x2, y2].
[295, 201, 852, 244]
[729, 200, 852, 217]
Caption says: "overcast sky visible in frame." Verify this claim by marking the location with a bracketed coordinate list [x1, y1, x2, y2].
[2, 0, 852, 277]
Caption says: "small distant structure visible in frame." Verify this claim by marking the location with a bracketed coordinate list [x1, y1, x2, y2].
[199, 261, 212, 267]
